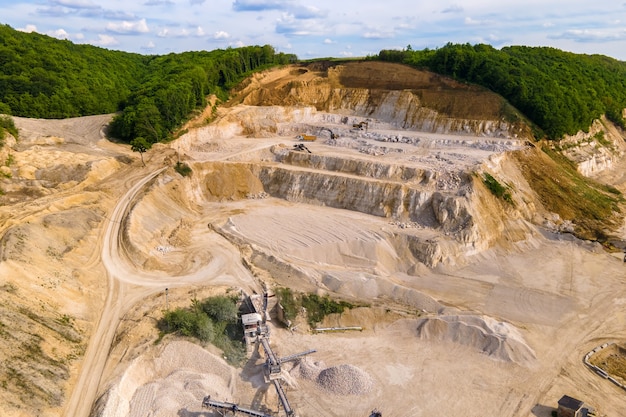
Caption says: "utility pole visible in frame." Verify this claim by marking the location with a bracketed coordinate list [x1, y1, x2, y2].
[165, 287, 169, 310]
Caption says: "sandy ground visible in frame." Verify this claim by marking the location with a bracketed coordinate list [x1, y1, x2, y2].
[2, 102, 626, 417]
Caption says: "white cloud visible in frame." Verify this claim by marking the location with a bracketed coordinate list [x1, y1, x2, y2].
[233, 0, 286, 12]
[442, 5, 463, 13]
[48, 28, 70, 39]
[157, 26, 208, 38]
[106, 19, 150, 34]
[464, 17, 493, 26]
[213, 31, 230, 39]
[363, 31, 394, 40]
[50, 0, 100, 9]
[92, 34, 119, 46]
[141, 41, 156, 50]
[3, 0, 626, 60]
[144, 0, 175, 5]
[276, 12, 325, 36]
[553, 28, 626, 42]
[17, 24, 38, 33]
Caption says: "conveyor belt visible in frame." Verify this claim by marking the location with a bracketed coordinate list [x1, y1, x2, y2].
[260, 337, 280, 366]
[202, 396, 273, 417]
[272, 380, 294, 416]
[278, 349, 317, 364]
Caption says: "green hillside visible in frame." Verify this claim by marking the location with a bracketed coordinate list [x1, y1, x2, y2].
[0, 24, 296, 143]
[0, 24, 146, 118]
[2, 23, 626, 143]
[377, 43, 626, 139]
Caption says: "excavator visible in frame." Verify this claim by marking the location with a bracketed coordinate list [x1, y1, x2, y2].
[352, 121, 369, 131]
[319, 127, 338, 139]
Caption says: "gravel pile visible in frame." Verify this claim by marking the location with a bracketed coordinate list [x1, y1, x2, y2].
[297, 358, 325, 380]
[315, 364, 374, 396]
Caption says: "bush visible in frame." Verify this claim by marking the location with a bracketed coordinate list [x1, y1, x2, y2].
[175, 161, 192, 177]
[158, 295, 245, 365]
[301, 294, 353, 327]
[276, 288, 355, 327]
[0, 115, 18, 144]
[163, 308, 200, 338]
[194, 313, 215, 342]
[276, 287, 298, 322]
[201, 295, 238, 323]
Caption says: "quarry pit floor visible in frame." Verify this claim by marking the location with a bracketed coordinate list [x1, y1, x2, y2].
[4, 112, 626, 417]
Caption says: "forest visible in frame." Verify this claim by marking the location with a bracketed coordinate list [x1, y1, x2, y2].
[377, 43, 626, 139]
[2, 23, 626, 143]
[0, 24, 296, 144]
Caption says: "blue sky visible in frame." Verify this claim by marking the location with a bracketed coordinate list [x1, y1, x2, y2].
[1, 0, 626, 60]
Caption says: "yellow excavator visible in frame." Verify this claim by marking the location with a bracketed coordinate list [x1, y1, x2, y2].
[319, 127, 338, 139]
[352, 121, 369, 131]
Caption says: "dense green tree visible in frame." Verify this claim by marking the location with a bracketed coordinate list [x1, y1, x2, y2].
[379, 43, 626, 139]
[0, 24, 146, 119]
[0, 24, 297, 144]
[130, 137, 151, 166]
[201, 296, 239, 323]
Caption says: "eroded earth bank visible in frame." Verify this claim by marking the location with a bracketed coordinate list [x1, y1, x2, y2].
[1, 62, 626, 417]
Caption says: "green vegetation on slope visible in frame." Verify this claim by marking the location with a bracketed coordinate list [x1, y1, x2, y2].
[512, 147, 623, 241]
[377, 43, 626, 139]
[0, 115, 18, 144]
[0, 24, 147, 118]
[0, 24, 297, 144]
[108, 46, 296, 143]
[276, 287, 355, 328]
[482, 172, 513, 204]
[158, 295, 246, 365]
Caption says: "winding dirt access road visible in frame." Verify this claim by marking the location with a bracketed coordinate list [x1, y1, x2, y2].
[64, 166, 259, 417]
[64, 168, 167, 417]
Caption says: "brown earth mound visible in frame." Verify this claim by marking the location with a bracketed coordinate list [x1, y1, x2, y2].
[232, 61, 524, 126]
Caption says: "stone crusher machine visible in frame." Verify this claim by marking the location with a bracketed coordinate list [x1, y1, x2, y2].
[204, 292, 315, 417]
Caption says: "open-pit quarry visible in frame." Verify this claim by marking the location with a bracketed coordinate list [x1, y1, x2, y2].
[1, 61, 626, 417]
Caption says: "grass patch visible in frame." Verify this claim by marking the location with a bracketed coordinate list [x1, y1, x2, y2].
[482, 172, 513, 203]
[276, 288, 355, 328]
[275, 287, 298, 322]
[512, 146, 624, 240]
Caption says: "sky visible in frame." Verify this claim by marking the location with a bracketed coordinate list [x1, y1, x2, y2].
[1, 0, 626, 60]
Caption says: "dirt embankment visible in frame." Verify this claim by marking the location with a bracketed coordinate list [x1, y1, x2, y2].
[231, 61, 530, 138]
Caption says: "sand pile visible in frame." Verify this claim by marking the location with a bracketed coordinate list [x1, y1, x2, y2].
[415, 315, 536, 365]
[295, 358, 373, 396]
[98, 341, 237, 417]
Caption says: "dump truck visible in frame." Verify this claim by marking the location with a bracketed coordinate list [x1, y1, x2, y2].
[296, 134, 317, 141]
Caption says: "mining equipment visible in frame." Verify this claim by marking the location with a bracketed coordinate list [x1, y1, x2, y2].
[352, 121, 369, 131]
[319, 127, 338, 139]
[292, 144, 311, 153]
[202, 396, 273, 417]
[296, 134, 316, 141]
[204, 293, 316, 417]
